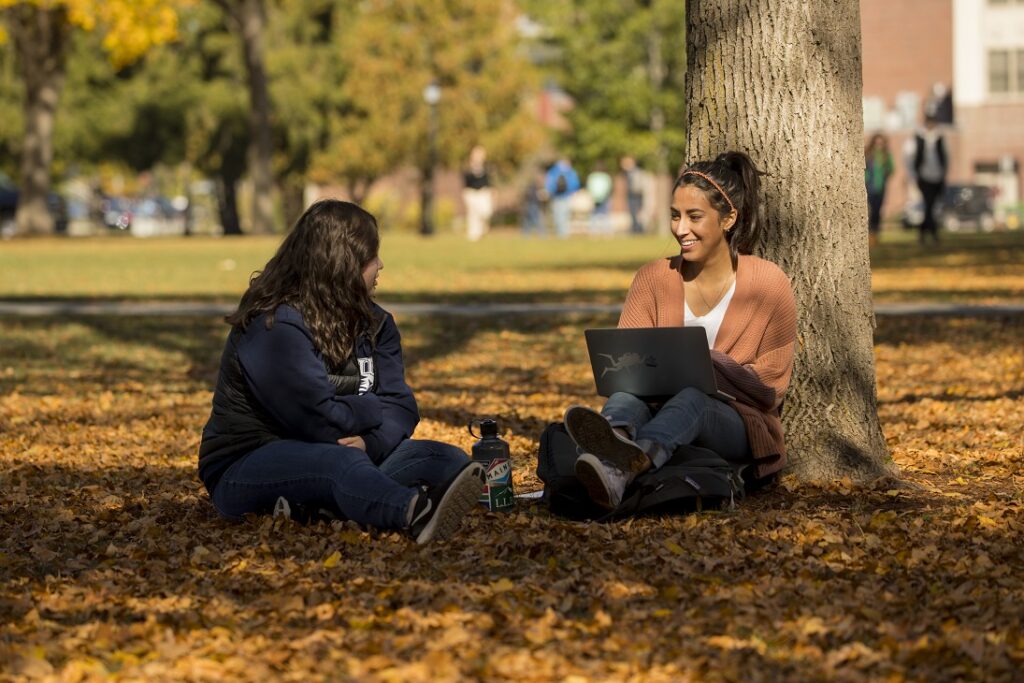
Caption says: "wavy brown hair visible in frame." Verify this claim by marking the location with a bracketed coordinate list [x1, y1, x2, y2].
[226, 200, 380, 368]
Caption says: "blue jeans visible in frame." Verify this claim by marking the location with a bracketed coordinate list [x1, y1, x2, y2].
[210, 438, 468, 529]
[589, 201, 610, 235]
[628, 194, 643, 234]
[551, 196, 572, 238]
[521, 201, 545, 236]
[601, 388, 752, 469]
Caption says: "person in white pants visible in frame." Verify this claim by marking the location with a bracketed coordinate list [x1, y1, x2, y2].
[463, 145, 493, 241]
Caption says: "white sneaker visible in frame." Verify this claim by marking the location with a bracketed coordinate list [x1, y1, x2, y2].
[574, 452, 633, 510]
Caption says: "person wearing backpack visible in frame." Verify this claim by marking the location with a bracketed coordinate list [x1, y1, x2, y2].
[545, 156, 581, 238]
[561, 151, 797, 510]
[198, 200, 486, 543]
[903, 112, 948, 245]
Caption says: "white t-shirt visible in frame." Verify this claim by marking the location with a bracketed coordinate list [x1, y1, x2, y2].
[684, 280, 737, 348]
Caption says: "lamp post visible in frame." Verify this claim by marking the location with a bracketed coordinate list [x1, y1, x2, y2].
[420, 82, 441, 236]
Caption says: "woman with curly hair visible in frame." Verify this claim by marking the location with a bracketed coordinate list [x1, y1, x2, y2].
[198, 200, 484, 543]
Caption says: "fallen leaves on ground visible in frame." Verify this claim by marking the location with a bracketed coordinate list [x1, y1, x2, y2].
[1, 313, 1022, 682]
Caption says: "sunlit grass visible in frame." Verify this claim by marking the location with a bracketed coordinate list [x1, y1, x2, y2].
[1, 229, 1021, 303]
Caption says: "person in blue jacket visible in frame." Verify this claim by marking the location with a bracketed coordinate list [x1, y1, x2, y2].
[545, 156, 581, 238]
[198, 200, 485, 543]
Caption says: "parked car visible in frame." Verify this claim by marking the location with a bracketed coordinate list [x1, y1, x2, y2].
[941, 184, 997, 232]
[901, 183, 997, 233]
[0, 171, 68, 235]
[99, 196, 134, 230]
[130, 196, 185, 237]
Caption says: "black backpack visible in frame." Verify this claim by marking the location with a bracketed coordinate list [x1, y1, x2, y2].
[535, 422, 745, 521]
[554, 173, 568, 195]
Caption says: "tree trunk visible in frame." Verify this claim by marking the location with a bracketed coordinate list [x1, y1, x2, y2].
[217, 174, 243, 236]
[6, 4, 68, 236]
[280, 174, 305, 231]
[226, 0, 275, 234]
[647, 30, 671, 236]
[686, 0, 891, 481]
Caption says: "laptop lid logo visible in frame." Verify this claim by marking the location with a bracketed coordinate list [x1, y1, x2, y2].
[598, 352, 658, 377]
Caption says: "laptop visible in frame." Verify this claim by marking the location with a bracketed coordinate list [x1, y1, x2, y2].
[584, 327, 735, 402]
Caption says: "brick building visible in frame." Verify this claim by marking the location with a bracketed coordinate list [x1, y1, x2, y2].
[861, 0, 1024, 224]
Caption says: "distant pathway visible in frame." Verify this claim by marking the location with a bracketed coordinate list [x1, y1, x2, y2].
[1, 300, 1023, 317]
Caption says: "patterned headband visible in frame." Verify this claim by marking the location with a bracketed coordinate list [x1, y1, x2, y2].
[682, 170, 736, 215]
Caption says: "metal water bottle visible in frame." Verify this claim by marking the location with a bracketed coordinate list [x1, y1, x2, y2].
[469, 418, 515, 512]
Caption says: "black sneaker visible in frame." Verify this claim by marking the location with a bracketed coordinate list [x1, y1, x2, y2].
[564, 405, 651, 474]
[408, 461, 486, 544]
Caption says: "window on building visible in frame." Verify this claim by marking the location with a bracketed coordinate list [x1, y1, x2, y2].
[989, 50, 1010, 93]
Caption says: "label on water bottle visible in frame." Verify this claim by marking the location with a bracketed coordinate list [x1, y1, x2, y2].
[479, 457, 514, 511]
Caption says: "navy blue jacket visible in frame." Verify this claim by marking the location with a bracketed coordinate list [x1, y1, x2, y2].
[198, 303, 419, 492]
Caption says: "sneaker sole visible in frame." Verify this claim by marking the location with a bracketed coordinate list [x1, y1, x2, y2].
[415, 462, 486, 544]
[564, 405, 648, 473]
[574, 453, 618, 510]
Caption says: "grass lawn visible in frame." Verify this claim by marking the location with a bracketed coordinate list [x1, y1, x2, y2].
[1, 310, 1022, 680]
[1, 228, 1022, 304]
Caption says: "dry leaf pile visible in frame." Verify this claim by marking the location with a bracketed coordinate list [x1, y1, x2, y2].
[1, 313, 1022, 682]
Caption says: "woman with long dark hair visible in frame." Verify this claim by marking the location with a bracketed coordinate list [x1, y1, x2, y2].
[865, 133, 894, 246]
[198, 200, 484, 543]
[563, 151, 797, 509]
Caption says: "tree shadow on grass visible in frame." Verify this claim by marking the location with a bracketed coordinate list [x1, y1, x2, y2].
[870, 231, 1024, 270]
[0, 315, 227, 396]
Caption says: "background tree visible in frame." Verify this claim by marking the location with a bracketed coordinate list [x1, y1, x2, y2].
[686, 0, 890, 480]
[327, 0, 546, 222]
[524, 0, 686, 233]
[57, 29, 192, 175]
[267, 0, 352, 225]
[49, 2, 249, 235]
[0, 39, 21, 178]
[0, 0, 182, 235]
[211, 0, 275, 234]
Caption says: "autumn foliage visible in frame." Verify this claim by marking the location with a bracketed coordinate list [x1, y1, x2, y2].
[1, 308, 1022, 681]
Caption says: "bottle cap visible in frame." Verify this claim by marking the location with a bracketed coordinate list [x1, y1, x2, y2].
[480, 418, 498, 438]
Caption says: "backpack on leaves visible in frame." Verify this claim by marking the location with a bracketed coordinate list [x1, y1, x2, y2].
[535, 422, 745, 520]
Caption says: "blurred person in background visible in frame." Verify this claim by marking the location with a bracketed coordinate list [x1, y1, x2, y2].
[521, 165, 547, 237]
[463, 145, 493, 241]
[545, 156, 581, 239]
[904, 112, 948, 245]
[586, 162, 613, 235]
[865, 133, 894, 247]
[621, 155, 646, 235]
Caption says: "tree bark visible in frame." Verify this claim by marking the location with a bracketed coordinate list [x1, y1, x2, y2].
[216, 174, 243, 236]
[280, 174, 305, 231]
[219, 0, 275, 234]
[686, 0, 892, 481]
[6, 4, 69, 236]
